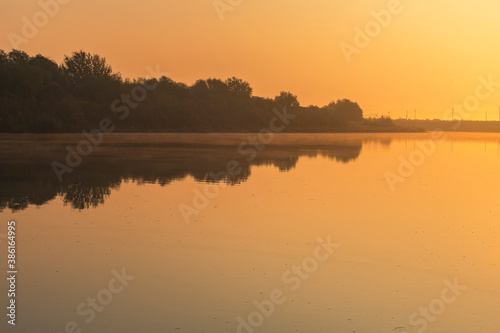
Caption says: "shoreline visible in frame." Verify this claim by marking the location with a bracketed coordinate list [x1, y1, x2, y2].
[0, 128, 425, 135]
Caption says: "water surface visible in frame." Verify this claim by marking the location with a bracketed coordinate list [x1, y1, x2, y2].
[0, 133, 498, 333]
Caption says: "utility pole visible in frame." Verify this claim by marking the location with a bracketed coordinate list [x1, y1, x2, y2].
[406, 110, 408, 120]
[414, 109, 417, 120]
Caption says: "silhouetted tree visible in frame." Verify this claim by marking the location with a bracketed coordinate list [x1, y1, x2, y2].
[274, 91, 300, 108]
[206, 78, 230, 95]
[61, 51, 122, 102]
[8, 49, 30, 65]
[334, 99, 363, 122]
[327, 99, 363, 123]
[62, 51, 119, 83]
[190, 79, 210, 103]
[0, 50, 7, 65]
[225, 77, 252, 97]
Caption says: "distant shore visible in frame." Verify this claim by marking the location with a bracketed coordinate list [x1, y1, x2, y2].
[394, 119, 500, 133]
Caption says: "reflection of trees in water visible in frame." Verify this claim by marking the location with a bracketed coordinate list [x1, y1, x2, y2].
[257, 156, 299, 172]
[63, 179, 120, 210]
[0, 135, 388, 211]
[0, 164, 60, 212]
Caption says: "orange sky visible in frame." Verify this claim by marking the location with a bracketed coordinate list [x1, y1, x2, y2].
[1, 0, 500, 120]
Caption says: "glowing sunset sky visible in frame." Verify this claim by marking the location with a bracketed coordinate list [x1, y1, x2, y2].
[1, 0, 500, 120]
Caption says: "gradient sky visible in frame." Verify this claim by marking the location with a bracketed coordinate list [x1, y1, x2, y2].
[1, 0, 500, 120]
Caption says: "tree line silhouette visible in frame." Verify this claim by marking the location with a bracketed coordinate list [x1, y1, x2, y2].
[0, 49, 397, 133]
